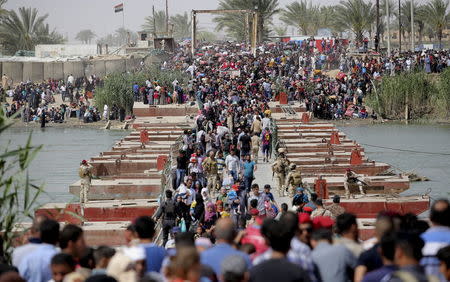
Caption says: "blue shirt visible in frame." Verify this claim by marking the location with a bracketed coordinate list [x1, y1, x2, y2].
[19, 243, 58, 282]
[140, 243, 167, 273]
[362, 265, 397, 282]
[243, 161, 255, 178]
[201, 243, 251, 275]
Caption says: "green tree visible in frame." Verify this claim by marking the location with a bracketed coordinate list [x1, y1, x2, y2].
[421, 0, 449, 49]
[213, 0, 280, 41]
[198, 31, 218, 42]
[115, 27, 138, 45]
[0, 109, 43, 263]
[0, 7, 64, 55]
[95, 66, 189, 114]
[398, 1, 425, 44]
[75, 29, 96, 44]
[142, 10, 167, 35]
[170, 12, 192, 39]
[272, 25, 287, 37]
[0, 0, 8, 18]
[333, 0, 375, 43]
[280, 1, 320, 35]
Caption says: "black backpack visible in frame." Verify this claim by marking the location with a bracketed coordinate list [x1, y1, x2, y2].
[164, 199, 176, 217]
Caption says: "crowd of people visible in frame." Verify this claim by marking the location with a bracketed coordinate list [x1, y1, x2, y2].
[1, 200, 450, 282]
[0, 74, 110, 125]
[1, 38, 450, 282]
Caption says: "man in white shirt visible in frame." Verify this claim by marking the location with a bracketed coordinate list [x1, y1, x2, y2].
[225, 149, 240, 182]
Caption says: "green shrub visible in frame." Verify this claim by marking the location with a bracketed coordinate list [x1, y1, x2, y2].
[94, 66, 189, 114]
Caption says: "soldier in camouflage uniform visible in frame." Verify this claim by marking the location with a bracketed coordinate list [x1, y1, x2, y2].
[285, 163, 303, 197]
[271, 148, 290, 197]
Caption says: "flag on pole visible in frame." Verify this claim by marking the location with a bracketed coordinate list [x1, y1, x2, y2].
[114, 3, 124, 13]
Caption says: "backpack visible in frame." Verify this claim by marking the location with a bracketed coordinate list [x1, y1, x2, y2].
[164, 199, 176, 217]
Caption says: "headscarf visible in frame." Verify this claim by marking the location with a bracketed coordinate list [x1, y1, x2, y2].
[204, 202, 216, 222]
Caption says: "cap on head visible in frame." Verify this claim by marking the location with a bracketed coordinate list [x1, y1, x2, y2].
[296, 187, 304, 192]
[81, 160, 87, 165]
[278, 148, 286, 153]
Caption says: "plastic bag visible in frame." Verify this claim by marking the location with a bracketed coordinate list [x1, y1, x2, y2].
[179, 218, 187, 233]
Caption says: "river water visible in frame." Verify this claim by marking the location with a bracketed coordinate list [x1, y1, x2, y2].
[1, 124, 449, 206]
[1, 127, 128, 205]
[338, 123, 450, 200]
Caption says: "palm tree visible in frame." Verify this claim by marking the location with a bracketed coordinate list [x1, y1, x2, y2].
[198, 31, 218, 42]
[213, 0, 280, 41]
[0, 0, 8, 18]
[115, 28, 138, 45]
[0, 7, 63, 55]
[280, 1, 321, 35]
[272, 25, 287, 37]
[421, 0, 449, 49]
[170, 12, 191, 39]
[142, 10, 167, 35]
[398, 1, 425, 44]
[333, 0, 375, 43]
[75, 29, 96, 44]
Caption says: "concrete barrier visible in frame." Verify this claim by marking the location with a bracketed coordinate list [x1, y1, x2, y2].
[43, 62, 64, 80]
[105, 59, 126, 74]
[63, 61, 84, 79]
[93, 60, 106, 77]
[23, 62, 44, 82]
[3, 62, 23, 84]
[126, 58, 140, 72]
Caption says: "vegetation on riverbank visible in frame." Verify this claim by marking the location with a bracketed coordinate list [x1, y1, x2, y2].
[367, 68, 450, 120]
[0, 108, 43, 263]
[94, 66, 190, 114]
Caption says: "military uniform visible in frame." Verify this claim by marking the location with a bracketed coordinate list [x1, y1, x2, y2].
[203, 156, 218, 192]
[285, 165, 303, 197]
[79, 162, 93, 204]
[271, 150, 290, 197]
[344, 170, 366, 198]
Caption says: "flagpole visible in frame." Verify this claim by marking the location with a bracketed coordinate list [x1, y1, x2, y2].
[122, 3, 125, 30]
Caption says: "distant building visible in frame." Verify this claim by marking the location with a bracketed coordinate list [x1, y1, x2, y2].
[35, 44, 99, 58]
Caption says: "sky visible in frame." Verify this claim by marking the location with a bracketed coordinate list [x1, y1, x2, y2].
[3, 0, 339, 42]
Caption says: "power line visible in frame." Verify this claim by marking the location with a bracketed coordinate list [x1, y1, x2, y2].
[360, 143, 450, 156]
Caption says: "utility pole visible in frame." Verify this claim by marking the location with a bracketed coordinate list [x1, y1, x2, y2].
[376, 0, 380, 51]
[411, 0, 415, 51]
[166, 0, 169, 35]
[191, 10, 196, 57]
[386, 0, 391, 56]
[398, 0, 402, 52]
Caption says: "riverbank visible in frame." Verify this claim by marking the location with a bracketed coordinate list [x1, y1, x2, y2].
[8, 118, 128, 130]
